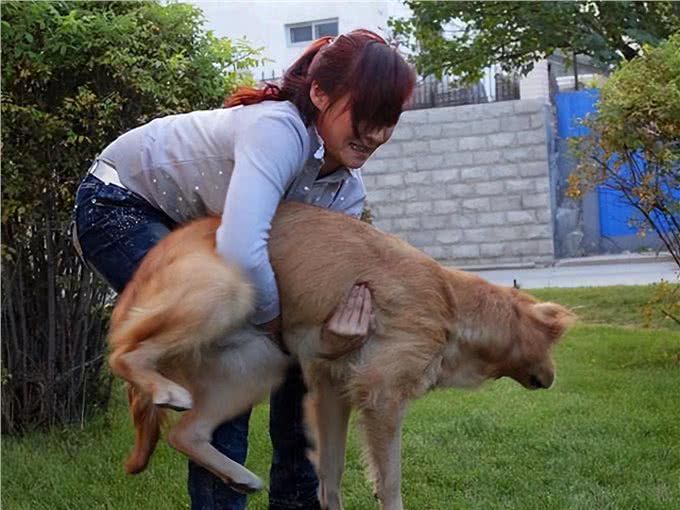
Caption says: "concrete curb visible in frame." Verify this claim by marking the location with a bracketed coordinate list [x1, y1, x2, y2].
[454, 262, 536, 271]
[555, 252, 675, 267]
[449, 253, 676, 272]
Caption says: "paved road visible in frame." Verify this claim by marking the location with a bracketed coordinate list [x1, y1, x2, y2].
[471, 262, 679, 289]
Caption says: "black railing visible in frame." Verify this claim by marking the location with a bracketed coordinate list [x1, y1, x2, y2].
[257, 67, 520, 111]
[404, 73, 520, 111]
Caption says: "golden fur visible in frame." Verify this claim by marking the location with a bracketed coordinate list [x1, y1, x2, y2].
[108, 201, 573, 510]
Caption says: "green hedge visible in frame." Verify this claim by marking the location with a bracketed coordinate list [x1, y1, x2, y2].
[1, 0, 261, 432]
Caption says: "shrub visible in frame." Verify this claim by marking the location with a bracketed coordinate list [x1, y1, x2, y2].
[1, 0, 262, 432]
[567, 34, 680, 267]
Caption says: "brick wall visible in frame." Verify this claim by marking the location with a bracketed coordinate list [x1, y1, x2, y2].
[362, 99, 555, 267]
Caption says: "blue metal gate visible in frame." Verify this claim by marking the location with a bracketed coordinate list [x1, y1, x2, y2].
[556, 89, 645, 241]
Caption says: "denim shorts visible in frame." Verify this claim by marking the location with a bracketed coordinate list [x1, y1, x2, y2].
[72, 172, 175, 292]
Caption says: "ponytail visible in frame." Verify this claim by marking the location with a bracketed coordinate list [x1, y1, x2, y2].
[225, 30, 415, 132]
[224, 36, 332, 115]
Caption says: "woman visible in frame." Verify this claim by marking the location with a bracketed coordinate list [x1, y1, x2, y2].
[72, 29, 415, 509]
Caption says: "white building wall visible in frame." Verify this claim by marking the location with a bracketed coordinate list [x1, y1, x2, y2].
[519, 59, 550, 101]
[193, 1, 411, 79]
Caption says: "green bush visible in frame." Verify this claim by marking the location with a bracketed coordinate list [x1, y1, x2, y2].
[568, 33, 680, 267]
[1, 0, 262, 432]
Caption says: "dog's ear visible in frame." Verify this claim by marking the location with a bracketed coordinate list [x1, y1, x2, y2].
[532, 302, 576, 343]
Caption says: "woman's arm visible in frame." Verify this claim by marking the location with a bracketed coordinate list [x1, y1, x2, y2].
[216, 113, 307, 325]
[317, 177, 372, 356]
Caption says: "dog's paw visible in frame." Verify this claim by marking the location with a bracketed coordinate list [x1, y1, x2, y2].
[153, 383, 193, 411]
[319, 483, 343, 510]
[225, 472, 264, 494]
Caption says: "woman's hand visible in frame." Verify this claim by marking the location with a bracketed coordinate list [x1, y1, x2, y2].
[318, 284, 375, 360]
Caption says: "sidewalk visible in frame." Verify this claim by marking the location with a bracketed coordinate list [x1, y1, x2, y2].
[468, 256, 679, 289]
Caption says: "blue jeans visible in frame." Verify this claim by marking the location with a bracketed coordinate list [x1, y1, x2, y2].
[73, 173, 320, 509]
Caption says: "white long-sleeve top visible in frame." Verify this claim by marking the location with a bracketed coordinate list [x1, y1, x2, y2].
[97, 100, 366, 324]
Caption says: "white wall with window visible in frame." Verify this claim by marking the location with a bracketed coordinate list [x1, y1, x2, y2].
[287, 18, 339, 45]
[192, 1, 411, 79]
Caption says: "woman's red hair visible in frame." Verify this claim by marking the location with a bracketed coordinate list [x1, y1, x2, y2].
[225, 29, 416, 136]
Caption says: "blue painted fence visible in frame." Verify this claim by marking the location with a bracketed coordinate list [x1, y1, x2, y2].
[556, 89, 642, 237]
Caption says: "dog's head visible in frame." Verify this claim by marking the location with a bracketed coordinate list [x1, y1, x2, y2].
[438, 280, 574, 391]
[492, 297, 574, 390]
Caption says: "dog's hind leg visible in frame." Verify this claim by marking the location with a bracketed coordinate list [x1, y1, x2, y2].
[305, 376, 351, 510]
[358, 397, 406, 510]
[168, 331, 289, 493]
[168, 404, 264, 493]
[110, 341, 193, 411]
[167, 373, 280, 493]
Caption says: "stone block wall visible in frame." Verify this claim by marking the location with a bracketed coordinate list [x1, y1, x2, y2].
[362, 99, 555, 267]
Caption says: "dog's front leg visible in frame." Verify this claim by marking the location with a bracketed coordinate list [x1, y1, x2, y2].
[358, 397, 406, 510]
[305, 374, 351, 510]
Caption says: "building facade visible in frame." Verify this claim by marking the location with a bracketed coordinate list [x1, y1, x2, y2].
[193, 0, 411, 80]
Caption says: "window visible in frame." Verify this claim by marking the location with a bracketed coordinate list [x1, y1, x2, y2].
[290, 25, 313, 44]
[287, 19, 338, 45]
[315, 21, 338, 38]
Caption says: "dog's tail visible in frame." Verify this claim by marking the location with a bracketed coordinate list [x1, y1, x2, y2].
[125, 383, 165, 474]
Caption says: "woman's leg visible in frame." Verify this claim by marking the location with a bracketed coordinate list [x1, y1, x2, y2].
[269, 364, 321, 510]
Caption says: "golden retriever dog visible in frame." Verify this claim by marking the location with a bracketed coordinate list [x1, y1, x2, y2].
[108, 201, 573, 510]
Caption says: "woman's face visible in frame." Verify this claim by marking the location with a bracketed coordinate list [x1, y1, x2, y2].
[311, 84, 395, 172]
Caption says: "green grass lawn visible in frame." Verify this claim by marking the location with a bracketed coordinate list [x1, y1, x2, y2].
[3, 285, 679, 509]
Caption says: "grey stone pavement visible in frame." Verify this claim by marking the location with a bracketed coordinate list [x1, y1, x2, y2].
[464, 254, 679, 289]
